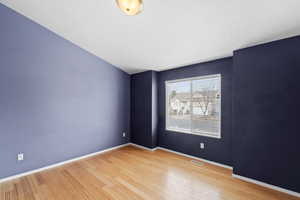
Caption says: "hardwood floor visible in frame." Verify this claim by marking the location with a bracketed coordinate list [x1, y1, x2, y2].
[0, 145, 298, 200]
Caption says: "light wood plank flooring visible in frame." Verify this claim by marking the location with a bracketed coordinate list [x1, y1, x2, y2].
[0, 145, 298, 200]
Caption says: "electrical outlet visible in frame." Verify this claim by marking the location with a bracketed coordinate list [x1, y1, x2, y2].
[18, 153, 24, 161]
[123, 132, 126, 137]
[200, 143, 205, 149]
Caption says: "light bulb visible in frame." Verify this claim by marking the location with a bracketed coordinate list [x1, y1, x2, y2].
[116, 0, 143, 16]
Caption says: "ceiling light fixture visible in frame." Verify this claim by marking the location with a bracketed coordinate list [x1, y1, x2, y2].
[116, 0, 143, 16]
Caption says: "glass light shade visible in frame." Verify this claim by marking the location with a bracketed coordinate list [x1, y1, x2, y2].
[116, 0, 143, 16]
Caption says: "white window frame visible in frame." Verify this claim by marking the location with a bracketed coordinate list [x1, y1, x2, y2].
[165, 74, 221, 139]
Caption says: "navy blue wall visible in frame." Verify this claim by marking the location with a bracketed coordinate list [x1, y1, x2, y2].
[131, 71, 153, 148]
[233, 36, 300, 192]
[131, 71, 158, 148]
[0, 4, 130, 179]
[158, 58, 233, 166]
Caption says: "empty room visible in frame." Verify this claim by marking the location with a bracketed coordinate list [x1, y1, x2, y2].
[0, 1, 299, 199]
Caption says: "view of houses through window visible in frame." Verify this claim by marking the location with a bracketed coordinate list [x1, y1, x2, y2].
[166, 74, 221, 138]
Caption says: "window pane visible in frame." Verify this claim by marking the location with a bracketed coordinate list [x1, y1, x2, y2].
[191, 76, 220, 136]
[166, 81, 191, 132]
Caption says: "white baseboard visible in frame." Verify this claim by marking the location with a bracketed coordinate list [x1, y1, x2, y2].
[129, 143, 158, 151]
[129, 143, 232, 169]
[232, 174, 300, 198]
[0, 143, 130, 183]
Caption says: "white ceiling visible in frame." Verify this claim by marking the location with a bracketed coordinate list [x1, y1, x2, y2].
[1, 1, 300, 74]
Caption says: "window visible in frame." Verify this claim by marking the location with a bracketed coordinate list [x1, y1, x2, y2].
[166, 74, 221, 138]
